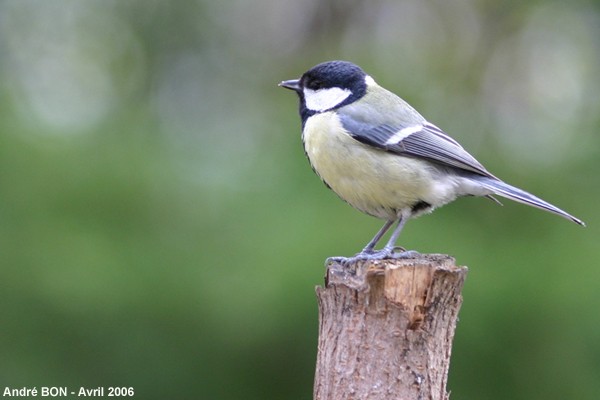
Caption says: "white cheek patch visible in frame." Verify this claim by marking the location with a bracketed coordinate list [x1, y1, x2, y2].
[303, 87, 352, 112]
[385, 125, 423, 145]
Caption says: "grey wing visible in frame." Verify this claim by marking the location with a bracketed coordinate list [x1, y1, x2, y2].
[338, 112, 495, 178]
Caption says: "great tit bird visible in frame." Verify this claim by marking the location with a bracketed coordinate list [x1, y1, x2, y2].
[279, 60, 585, 261]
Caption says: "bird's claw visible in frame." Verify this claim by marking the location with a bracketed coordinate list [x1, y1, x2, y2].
[326, 248, 421, 267]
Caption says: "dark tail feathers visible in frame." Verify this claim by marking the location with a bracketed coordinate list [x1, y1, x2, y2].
[474, 176, 585, 226]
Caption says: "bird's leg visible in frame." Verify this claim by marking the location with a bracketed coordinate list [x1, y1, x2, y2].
[325, 220, 393, 265]
[326, 216, 418, 266]
[382, 215, 420, 259]
[360, 220, 394, 254]
[382, 216, 407, 252]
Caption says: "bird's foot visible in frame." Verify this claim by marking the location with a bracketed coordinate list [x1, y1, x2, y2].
[326, 247, 421, 267]
[386, 246, 421, 259]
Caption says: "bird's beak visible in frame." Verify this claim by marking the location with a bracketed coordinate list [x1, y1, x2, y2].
[279, 79, 301, 92]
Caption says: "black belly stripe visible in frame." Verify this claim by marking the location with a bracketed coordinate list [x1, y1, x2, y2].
[411, 200, 432, 213]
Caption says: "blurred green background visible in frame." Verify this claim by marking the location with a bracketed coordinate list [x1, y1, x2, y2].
[0, 1, 598, 399]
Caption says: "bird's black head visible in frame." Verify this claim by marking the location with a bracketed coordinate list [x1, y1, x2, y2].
[280, 61, 369, 123]
[299, 61, 367, 94]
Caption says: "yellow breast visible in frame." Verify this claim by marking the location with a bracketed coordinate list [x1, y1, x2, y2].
[302, 112, 437, 219]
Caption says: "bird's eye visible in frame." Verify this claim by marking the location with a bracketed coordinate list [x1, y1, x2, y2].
[307, 79, 324, 90]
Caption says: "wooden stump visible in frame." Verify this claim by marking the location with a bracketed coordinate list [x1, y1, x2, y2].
[314, 254, 467, 400]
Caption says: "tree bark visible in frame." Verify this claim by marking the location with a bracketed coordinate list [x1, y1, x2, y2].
[313, 254, 467, 400]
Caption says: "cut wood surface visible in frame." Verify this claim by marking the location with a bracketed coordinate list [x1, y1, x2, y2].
[314, 254, 467, 400]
